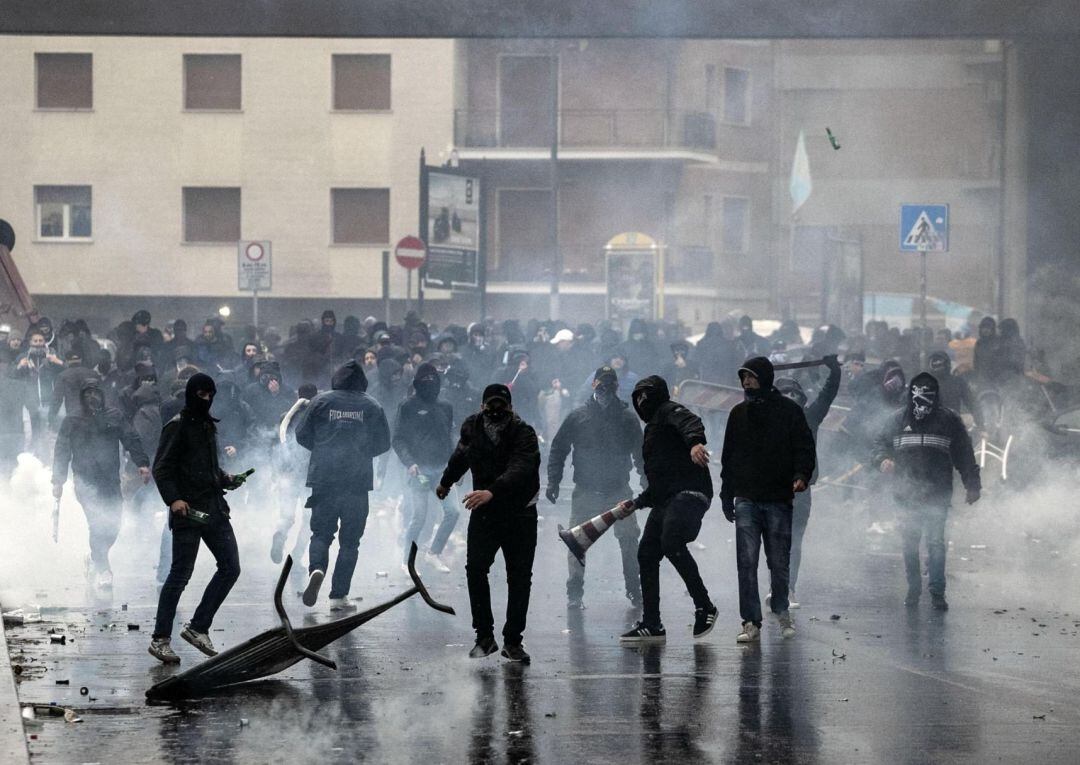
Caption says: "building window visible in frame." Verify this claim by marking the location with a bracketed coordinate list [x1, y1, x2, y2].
[721, 197, 749, 254]
[333, 55, 391, 111]
[183, 187, 241, 243]
[35, 53, 92, 109]
[35, 186, 92, 240]
[704, 65, 716, 111]
[184, 54, 242, 110]
[723, 67, 750, 125]
[332, 188, 390, 244]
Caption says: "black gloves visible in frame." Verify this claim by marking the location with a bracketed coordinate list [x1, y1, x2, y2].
[825, 354, 841, 373]
[545, 485, 559, 504]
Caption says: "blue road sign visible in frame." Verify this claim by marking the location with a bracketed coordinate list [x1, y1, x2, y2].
[900, 204, 949, 252]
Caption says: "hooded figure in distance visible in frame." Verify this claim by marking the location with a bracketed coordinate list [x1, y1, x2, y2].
[52, 380, 151, 588]
[393, 362, 458, 572]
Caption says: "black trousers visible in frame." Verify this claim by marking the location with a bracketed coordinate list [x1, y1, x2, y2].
[638, 492, 713, 628]
[465, 505, 537, 646]
[153, 517, 240, 638]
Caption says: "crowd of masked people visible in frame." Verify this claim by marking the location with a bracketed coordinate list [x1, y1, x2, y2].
[0, 303, 1044, 662]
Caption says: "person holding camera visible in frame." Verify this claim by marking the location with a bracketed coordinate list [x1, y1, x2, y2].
[10, 328, 63, 455]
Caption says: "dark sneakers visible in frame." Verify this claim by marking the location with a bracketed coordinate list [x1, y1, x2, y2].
[693, 606, 719, 639]
[905, 585, 921, 607]
[302, 569, 325, 607]
[501, 644, 531, 664]
[469, 635, 499, 658]
[931, 593, 949, 611]
[619, 622, 667, 644]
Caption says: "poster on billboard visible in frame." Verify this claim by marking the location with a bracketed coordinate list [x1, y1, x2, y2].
[423, 170, 480, 289]
[605, 232, 659, 325]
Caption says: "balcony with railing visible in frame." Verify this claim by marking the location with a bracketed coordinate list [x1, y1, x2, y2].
[454, 109, 719, 154]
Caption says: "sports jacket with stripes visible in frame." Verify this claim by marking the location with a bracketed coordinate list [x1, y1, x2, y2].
[873, 405, 980, 505]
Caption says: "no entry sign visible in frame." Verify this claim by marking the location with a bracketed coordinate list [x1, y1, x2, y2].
[395, 235, 427, 270]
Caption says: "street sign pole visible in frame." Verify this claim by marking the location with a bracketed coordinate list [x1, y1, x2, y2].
[253, 288, 259, 329]
[382, 250, 391, 324]
[406, 269, 412, 315]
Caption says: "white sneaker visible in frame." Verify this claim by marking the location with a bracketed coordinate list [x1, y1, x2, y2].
[302, 569, 325, 607]
[764, 592, 772, 608]
[329, 597, 357, 612]
[736, 622, 761, 643]
[777, 611, 796, 639]
[180, 624, 218, 656]
[425, 552, 451, 573]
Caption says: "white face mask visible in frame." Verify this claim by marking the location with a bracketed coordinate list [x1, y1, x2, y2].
[911, 385, 936, 420]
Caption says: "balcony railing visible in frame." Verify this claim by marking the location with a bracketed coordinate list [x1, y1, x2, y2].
[454, 109, 718, 152]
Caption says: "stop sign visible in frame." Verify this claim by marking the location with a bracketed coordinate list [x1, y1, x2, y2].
[394, 235, 427, 270]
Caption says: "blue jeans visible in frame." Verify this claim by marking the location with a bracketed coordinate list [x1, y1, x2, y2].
[900, 503, 949, 596]
[789, 488, 811, 593]
[308, 490, 370, 599]
[404, 474, 460, 559]
[153, 517, 241, 638]
[735, 499, 793, 625]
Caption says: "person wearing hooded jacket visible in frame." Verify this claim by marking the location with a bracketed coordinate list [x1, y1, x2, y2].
[618, 375, 717, 645]
[393, 363, 458, 573]
[52, 380, 151, 588]
[296, 361, 391, 610]
[773, 355, 841, 608]
[150, 373, 246, 664]
[548, 365, 645, 609]
[437, 383, 541, 664]
[927, 351, 984, 430]
[873, 372, 981, 610]
[720, 356, 816, 644]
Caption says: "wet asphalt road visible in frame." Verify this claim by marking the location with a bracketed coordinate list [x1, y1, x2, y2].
[5, 489, 1080, 764]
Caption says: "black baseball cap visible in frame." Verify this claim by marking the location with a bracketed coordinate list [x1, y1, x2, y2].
[594, 365, 618, 384]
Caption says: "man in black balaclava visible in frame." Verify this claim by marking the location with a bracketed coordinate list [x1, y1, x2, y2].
[296, 361, 391, 611]
[52, 380, 150, 588]
[973, 316, 1000, 381]
[734, 315, 769, 360]
[720, 357, 816, 644]
[619, 375, 717, 645]
[548, 365, 644, 609]
[150, 373, 246, 664]
[874, 372, 981, 610]
[772, 354, 841, 608]
[393, 363, 458, 573]
[437, 383, 541, 664]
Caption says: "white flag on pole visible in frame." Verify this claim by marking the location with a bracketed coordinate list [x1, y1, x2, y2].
[789, 130, 812, 215]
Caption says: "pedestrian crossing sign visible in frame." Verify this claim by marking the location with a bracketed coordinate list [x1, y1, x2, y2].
[900, 204, 949, 252]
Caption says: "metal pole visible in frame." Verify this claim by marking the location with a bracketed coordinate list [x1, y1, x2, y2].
[548, 54, 560, 320]
[382, 250, 391, 324]
[920, 249, 928, 368]
[406, 269, 412, 316]
[253, 289, 259, 330]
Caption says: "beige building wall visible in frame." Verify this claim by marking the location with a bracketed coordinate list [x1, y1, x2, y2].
[0, 36, 455, 302]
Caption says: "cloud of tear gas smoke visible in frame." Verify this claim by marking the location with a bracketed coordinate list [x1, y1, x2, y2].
[796, 422, 1080, 615]
[0, 453, 92, 609]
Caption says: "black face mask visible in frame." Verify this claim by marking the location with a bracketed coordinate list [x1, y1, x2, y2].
[594, 383, 617, 408]
[190, 393, 214, 417]
[415, 377, 439, 401]
[484, 406, 509, 423]
[744, 387, 766, 403]
[84, 391, 105, 414]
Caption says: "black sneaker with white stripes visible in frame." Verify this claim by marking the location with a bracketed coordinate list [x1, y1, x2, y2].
[619, 621, 667, 644]
[693, 605, 719, 639]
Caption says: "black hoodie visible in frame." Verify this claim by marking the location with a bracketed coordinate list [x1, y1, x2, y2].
[295, 360, 390, 491]
[872, 372, 980, 505]
[631, 375, 712, 508]
[719, 357, 816, 511]
[441, 409, 541, 514]
[548, 391, 643, 493]
[392, 363, 455, 473]
[153, 374, 231, 527]
[52, 380, 149, 490]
